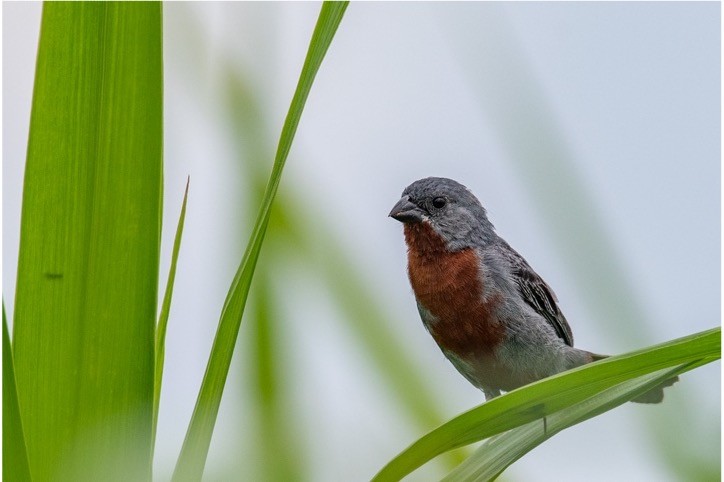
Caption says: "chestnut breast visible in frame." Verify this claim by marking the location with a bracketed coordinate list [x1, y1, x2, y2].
[404, 222, 504, 355]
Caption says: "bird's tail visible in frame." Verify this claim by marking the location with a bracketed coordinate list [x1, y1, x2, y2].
[630, 375, 679, 404]
[588, 352, 679, 404]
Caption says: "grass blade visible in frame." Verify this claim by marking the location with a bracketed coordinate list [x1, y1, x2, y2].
[12, 3, 162, 479]
[373, 327, 720, 481]
[442, 361, 712, 482]
[171, 3, 349, 480]
[153, 178, 190, 453]
[3, 304, 32, 482]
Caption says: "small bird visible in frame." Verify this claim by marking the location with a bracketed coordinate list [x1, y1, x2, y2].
[389, 177, 676, 403]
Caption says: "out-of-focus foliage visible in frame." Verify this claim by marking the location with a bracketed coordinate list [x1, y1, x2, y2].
[441, 9, 720, 477]
[222, 65, 465, 476]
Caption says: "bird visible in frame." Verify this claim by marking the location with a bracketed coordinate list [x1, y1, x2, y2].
[389, 176, 677, 404]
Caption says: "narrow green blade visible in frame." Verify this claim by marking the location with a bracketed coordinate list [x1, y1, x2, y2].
[442, 361, 711, 482]
[153, 178, 190, 452]
[373, 328, 720, 481]
[171, 3, 349, 480]
[3, 304, 32, 482]
[12, 3, 162, 480]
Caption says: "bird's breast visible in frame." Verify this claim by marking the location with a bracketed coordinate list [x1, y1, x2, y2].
[404, 222, 505, 355]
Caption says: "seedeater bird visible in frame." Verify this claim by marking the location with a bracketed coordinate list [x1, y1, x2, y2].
[389, 177, 676, 403]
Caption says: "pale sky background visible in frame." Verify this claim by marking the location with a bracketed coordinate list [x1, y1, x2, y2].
[3, 2, 720, 481]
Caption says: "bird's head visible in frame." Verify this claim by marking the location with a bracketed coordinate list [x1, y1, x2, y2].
[389, 177, 497, 251]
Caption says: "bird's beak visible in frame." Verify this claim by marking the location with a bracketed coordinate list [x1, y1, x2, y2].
[389, 195, 424, 223]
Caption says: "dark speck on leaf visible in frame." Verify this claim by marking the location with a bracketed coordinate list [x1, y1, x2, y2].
[44, 272, 64, 280]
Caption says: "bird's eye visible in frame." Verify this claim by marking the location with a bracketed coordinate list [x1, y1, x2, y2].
[432, 197, 446, 209]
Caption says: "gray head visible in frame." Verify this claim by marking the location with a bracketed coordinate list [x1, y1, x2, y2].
[389, 177, 497, 250]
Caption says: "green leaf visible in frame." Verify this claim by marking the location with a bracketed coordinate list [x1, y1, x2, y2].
[442, 361, 712, 482]
[153, 178, 190, 453]
[171, 3, 349, 480]
[12, 3, 162, 480]
[373, 328, 720, 481]
[4, 304, 32, 482]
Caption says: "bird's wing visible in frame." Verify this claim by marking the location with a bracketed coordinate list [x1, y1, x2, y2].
[498, 241, 574, 346]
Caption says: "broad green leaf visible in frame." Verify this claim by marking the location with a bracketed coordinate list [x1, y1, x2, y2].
[153, 178, 190, 453]
[4, 304, 32, 482]
[172, 3, 349, 480]
[442, 360, 713, 482]
[373, 327, 720, 481]
[12, 3, 162, 480]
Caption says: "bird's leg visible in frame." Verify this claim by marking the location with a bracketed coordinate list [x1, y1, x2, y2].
[483, 387, 501, 402]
